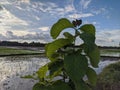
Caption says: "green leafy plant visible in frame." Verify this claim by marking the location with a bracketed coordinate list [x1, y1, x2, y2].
[24, 18, 100, 90]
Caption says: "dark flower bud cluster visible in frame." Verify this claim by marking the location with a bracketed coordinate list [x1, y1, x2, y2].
[72, 19, 82, 27]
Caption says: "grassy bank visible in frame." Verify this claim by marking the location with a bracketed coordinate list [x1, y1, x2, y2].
[0, 47, 42, 56]
[100, 48, 120, 53]
[0, 46, 119, 58]
[95, 61, 120, 90]
[100, 48, 120, 58]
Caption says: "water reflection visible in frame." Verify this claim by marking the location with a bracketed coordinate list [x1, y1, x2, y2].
[0, 56, 49, 90]
[0, 56, 119, 90]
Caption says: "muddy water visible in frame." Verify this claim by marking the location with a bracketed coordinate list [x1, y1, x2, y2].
[0, 56, 119, 90]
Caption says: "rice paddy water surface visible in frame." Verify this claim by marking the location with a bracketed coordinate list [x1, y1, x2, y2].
[0, 55, 119, 90]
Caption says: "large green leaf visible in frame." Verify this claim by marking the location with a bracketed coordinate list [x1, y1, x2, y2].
[50, 52, 60, 60]
[86, 67, 97, 86]
[45, 38, 70, 61]
[74, 80, 91, 90]
[84, 44, 100, 68]
[63, 32, 74, 42]
[88, 45, 100, 67]
[33, 81, 72, 90]
[50, 18, 74, 39]
[80, 33, 95, 47]
[48, 59, 63, 78]
[80, 32, 100, 67]
[50, 81, 72, 90]
[36, 65, 48, 79]
[80, 24, 96, 36]
[64, 53, 88, 82]
[80, 33, 95, 54]
[33, 83, 48, 90]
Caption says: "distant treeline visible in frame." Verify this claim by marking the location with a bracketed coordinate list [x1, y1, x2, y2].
[98, 46, 120, 49]
[0, 41, 45, 47]
[0, 41, 120, 49]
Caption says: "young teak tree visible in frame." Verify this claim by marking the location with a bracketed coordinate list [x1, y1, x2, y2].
[24, 18, 100, 90]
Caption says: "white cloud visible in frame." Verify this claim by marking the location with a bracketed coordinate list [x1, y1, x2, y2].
[83, 20, 98, 26]
[96, 30, 120, 46]
[13, 30, 35, 36]
[68, 13, 94, 19]
[6, 31, 17, 39]
[18, 0, 30, 3]
[8, 0, 30, 4]
[0, 34, 7, 41]
[92, 8, 106, 15]
[0, 30, 52, 43]
[0, 7, 28, 27]
[80, 0, 92, 9]
[17, 32, 52, 43]
[0, 0, 10, 4]
[92, 22, 97, 25]
[64, 5, 75, 13]
[28, 1, 93, 19]
[38, 27, 49, 31]
[30, 2, 57, 13]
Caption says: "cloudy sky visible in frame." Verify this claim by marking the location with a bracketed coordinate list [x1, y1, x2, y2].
[0, 0, 120, 46]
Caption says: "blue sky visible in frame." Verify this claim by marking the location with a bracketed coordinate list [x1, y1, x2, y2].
[0, 0, 120, 46]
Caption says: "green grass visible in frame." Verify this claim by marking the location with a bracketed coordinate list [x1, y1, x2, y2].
[100, 49, 120, 53]
[100, 49, 120, 57]
[95, 62, 120, 90]
[98, 62, 120, 83]
[0, 47, 41, 55]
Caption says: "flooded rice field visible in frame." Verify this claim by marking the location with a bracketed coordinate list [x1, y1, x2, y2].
[0, 55, 119, 90]
[0, 55, 49, 90]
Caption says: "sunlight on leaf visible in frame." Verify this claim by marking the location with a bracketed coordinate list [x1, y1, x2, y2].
[45, 38, 70, 61]
[50, 18, 74, 39]
[37, 65, 48, 79]
[80, 24, 95, 36]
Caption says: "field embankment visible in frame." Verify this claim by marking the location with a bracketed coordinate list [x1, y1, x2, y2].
[0, 46, 44, 57]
